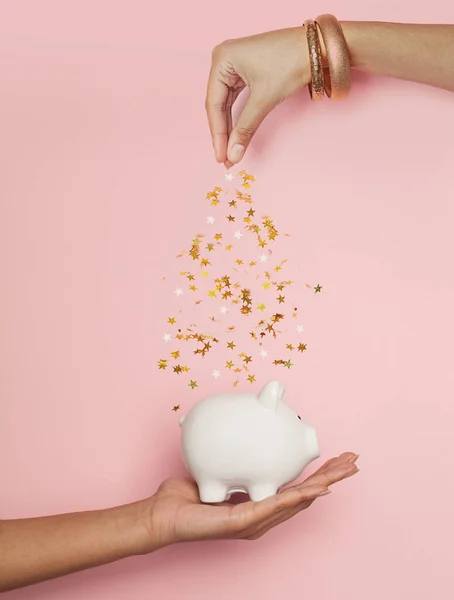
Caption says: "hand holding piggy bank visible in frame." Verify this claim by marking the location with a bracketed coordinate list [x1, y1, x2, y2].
[179, 380, 320, 503]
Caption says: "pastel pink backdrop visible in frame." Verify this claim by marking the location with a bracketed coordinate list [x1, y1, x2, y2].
[1, 1, 453, 599]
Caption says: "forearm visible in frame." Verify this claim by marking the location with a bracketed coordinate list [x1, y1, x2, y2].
[341, 21, 454, 92]
[0, 500, 153, 593]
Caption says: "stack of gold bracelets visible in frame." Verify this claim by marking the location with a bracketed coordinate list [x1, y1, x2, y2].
[304, 14, 351, 101]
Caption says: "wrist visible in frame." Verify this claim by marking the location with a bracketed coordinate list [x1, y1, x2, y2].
[339, 21, 365, 70]
[113, 497, 164, 557]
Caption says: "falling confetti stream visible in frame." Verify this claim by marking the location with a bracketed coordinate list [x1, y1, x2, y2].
[157, 171, 322, 407]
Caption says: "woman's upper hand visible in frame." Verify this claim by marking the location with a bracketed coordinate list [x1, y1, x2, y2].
[206, 28, 311, 167]
[141, 452, 359, 550]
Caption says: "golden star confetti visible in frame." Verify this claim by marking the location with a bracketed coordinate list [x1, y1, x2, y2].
[158, 171, 322, 400]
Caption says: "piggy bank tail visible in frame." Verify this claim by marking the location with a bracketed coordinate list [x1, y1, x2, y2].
[178, 415, 186, 427]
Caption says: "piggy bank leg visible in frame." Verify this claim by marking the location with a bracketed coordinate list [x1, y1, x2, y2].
[248, 484, 278, 502]
[198, 481, 228, 503]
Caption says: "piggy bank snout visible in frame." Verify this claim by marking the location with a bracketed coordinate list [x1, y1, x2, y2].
[301, 424, 320, 461]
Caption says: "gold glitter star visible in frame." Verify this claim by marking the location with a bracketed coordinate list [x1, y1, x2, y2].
[233, 379, 239, 387]
[167, 317, 176, 325]
[172, 405, 180, 412]
[189, 380, 198, 389]
[226, 360, 234, 369]
[225, 244, 233, 251]
[208, 289, 217, 297]
[227, 215, 235, 222]
[173, 365, 183, 374]
[262, 282, 271, 290]
[201, 271, 209, 278]
[236, 258, 243, 265]
[315, 284, 323, 293]
[247, 374, 256, 383]
[277, 295, 285, 304]
[229, 200, 237, 208]
[286, 344, 294, 351]
[170, 350, 180, 359]
[271, 313, 284, 323]
[206, 243, 214, 252]
[214, 233, 223, 241]
[227, 341, 236, 350]
[249, 261, 257, 267]
[158, 359, 167, 370]
[189, 285, 197, 292]
[297, 343, 307, 352]
[243, 355, 252, 365]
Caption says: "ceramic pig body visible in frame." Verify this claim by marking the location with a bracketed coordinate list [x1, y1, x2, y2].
[179, 380, 320, 503]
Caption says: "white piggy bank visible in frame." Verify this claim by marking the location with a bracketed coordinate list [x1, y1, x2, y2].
[179, 380, 320, 503]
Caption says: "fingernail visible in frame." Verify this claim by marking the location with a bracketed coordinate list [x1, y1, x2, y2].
[349, 454, 360, 463]
[346, 466, 360, 478]
[318, 490, 331, 496]
[229, 144, 245, 164]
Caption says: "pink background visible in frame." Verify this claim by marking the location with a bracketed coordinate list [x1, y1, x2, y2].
[1, 1, 454, 598]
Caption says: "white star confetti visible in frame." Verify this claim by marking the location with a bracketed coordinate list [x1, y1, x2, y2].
[234, 230, 243, 240]
[260, 349, 268, 358]
[259, 254, 268, 263]
[175, 288, 183, 297]
[207, 216, 215, 224]
[220, 306, 229, 314]
[296, 325, 305, 334]
[225, 172, 234, 181]
[163, 333, 172, 343]
[212, 370, 221, 379]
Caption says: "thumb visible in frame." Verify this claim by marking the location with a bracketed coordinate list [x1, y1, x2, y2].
[227, 91, 276, 165]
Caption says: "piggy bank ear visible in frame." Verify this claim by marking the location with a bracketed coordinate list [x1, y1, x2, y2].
[258, 381, 285, 412]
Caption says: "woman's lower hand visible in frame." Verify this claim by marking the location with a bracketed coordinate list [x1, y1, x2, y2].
[206, 28, 311, 167]
[139, 452, 358, 551]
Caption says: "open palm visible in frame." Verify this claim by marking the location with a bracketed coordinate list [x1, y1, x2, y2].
[146, 452, 358, 548]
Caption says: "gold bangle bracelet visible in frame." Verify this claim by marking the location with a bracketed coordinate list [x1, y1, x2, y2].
[315, 14, 351, 100]
[304, 19, 324, 101]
